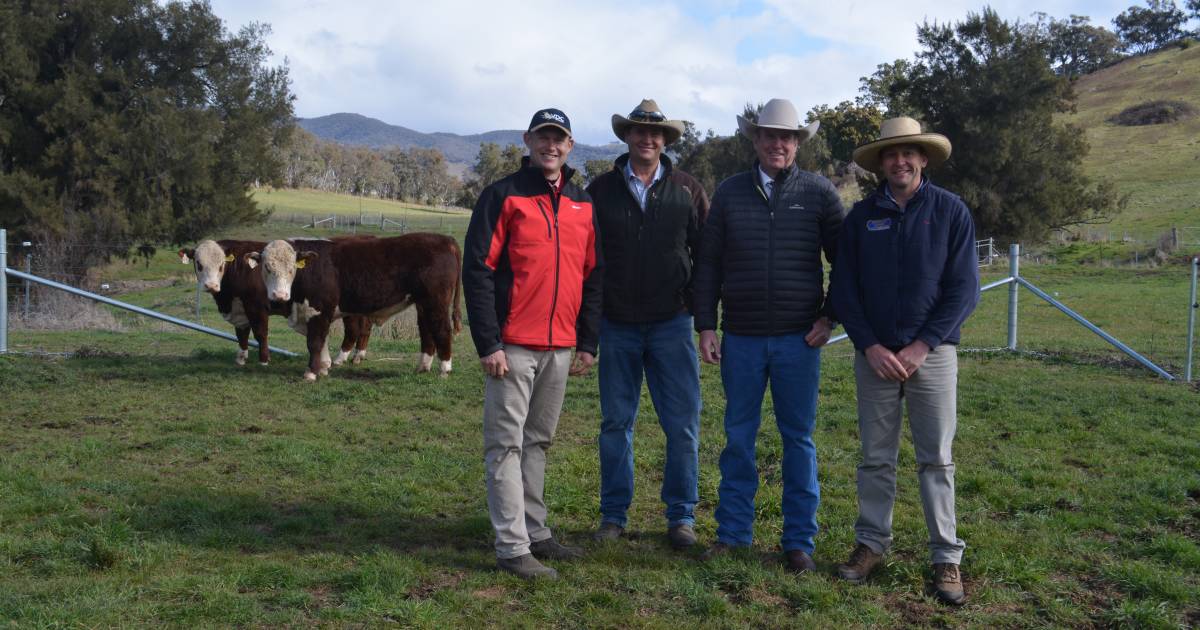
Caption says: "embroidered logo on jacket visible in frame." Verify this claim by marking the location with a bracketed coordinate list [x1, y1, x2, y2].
[866, 218, 892, 231]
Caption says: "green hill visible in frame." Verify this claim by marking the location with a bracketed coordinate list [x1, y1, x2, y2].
[1067, 43, 1200, 235]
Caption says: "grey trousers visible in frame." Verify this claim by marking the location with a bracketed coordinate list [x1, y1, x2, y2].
[852, 344, 965, 564]
[483, 345, 571, 559]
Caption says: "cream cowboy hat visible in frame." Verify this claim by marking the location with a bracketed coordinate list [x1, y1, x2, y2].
[611, 99, 686, 145]
[736, 98, 820, 142]
[852, 116, 952, 173]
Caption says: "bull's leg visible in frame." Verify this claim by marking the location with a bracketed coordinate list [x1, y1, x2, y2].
[235, 326, 251, 366]
[332, 317, 358, 367]
[415, 305, 436, 373]
[250, 311, 271, 366]
[304, 315, 333, 381]
[419, 299, 454, 377]
[352, 317, 373, 364]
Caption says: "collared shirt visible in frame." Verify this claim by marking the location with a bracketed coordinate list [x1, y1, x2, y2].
[624, 160, 663, 211]
[758, 167, 775, 200]
[884, 177, 929, 209]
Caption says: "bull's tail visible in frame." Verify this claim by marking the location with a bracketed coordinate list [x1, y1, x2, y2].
[451, 240, 463, 334]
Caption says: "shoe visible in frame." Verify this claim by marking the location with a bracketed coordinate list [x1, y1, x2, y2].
[529, 537, 584, 560]
[593, 522, 625, 542]
[837, 544, 884, 584]
[667, 524, 697, 550]
[700, 541, 733, 561]
[785, 550, 816, 574]
[496, 553, 558, 580]
[932, 563, 966, 605]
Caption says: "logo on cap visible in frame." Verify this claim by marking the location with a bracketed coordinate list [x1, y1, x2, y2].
[541, 111, 566, 124]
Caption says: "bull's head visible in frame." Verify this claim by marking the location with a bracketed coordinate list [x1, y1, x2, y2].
[182, 240, 233, 294]
[249, 240, 318, 303]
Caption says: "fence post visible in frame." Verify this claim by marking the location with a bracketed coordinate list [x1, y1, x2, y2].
[1008, 243, 1020, 351]
[23, 245, 31, 319]
[1187, 256, 1198, 383]
[1, 229, 7, 353]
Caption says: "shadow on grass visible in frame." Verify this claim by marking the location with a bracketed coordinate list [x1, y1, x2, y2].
[124, 485, 498, 572]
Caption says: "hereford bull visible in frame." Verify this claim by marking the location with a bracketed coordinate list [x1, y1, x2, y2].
[181, 239, 374, 368]
[248, 233, 463, 381]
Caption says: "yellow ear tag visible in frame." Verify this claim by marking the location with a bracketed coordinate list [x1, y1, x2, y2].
[224, 254, 235, 262]
[295, 260, 307, 269]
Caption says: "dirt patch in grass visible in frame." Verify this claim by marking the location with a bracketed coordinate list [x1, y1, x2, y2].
[409, 570, 466, 599]
[883, 593, 945, 627]
[1108, 100, 1197, 126]
[471, 586, 505, 600]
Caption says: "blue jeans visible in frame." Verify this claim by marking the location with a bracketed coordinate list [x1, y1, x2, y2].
[598, 313, 701, 528]
[715, 332, 822, 553]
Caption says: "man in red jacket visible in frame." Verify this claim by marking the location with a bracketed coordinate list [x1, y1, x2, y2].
[463, 108, 603, 580]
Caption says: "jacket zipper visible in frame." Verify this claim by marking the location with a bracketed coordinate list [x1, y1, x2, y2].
[536, 199, 553, 239]
[545, 193, 561, 346]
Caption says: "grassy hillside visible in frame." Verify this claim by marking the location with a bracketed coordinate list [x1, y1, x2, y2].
[1067, 43, 1200, 234]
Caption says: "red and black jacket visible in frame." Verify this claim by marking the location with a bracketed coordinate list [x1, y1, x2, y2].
[463, 160, 603, 357]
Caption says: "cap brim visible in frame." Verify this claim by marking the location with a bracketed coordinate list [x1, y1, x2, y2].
[528, 122, 572, 137]
[852, 133, 951, 173]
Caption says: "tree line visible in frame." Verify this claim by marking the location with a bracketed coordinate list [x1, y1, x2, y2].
[2, 0, 1197, 269]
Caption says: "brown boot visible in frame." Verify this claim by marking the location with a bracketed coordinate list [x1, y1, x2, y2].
[836, 544, 884, 584]
[785, 550, 816, 574]
[932, 563, 966, 605]
[667, 524, 697, 550]
[529, 536, 584, 560]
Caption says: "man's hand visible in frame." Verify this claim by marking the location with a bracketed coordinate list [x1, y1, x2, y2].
[895, 340, 930, 377]
[569, 351, 595, 376]
[865, 344, 908, 382]
[804, 317, 833, 348]
[480, 349, 509, 379]
[699, 330, 721, 364]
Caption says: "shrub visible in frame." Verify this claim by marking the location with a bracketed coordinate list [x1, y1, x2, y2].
[1108, 100, 1198, 126]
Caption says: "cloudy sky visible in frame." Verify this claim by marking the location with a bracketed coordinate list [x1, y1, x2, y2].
[207, 0, 1133, 145]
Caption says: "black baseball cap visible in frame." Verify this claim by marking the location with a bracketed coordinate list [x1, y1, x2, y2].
[527, 108, 572, 136]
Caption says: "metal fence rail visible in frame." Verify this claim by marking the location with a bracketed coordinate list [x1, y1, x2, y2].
[1, 229, 296, 357]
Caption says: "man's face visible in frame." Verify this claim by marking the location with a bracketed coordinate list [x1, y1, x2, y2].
[753, 128, 799, 175]
[626, 125, 665, 164]
[524, 127, 574, 176]
[879, 144, 928, 192]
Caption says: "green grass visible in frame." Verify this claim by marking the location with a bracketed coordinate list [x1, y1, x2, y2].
[1066, 43, 1200, 234]
[3, 262, 1198, 627]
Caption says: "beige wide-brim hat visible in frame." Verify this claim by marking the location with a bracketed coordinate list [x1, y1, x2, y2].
[852, 116, 952, 173]
[736, 98, 820, 143]
[611, 98, 686, 145]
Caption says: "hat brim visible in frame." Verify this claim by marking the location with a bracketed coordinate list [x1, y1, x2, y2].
[737, 116, 820, 143]
[528, 122, 572, 137]
[611, 115, 685, 145]
[852, 133, 951, 173]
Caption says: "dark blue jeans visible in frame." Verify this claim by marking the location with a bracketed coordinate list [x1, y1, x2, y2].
[715, 332, 822, 553]
[598, 313, 701, 528]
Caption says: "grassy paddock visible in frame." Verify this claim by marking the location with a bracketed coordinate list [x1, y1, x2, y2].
[2, 262, 1198, 627]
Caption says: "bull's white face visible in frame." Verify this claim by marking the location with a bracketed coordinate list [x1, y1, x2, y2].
[261, 239, 299, 302]
[191, 240, 230, 294]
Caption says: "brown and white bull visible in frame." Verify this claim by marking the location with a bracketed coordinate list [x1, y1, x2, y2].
[249, 233, 463, 381]
[182, 239, 374, 368]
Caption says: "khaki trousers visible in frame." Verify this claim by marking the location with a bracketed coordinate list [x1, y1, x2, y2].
[483, 345, 571, 559]
[853, 344, 965, 564]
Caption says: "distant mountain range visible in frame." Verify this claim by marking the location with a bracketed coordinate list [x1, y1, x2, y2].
[296, 113, 625, 177]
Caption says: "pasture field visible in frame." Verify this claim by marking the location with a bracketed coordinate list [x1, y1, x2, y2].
[2, 261, 1199, 628]
[1067, 43, 1200, 234]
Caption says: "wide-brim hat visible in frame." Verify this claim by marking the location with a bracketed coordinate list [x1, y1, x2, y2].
[852, 116, 952, 173]
[611, 98, 686, 145]
[736, 98, 820, 143]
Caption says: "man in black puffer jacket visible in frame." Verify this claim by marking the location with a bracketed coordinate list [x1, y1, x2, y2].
[586, 99, 709, 550]
[693, 98, 843, 574]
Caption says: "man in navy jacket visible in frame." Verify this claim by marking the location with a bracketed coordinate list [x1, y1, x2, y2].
[830, 117, 978, 605]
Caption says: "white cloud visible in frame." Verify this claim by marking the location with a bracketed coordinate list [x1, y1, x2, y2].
[210, 0, 1135, 145]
